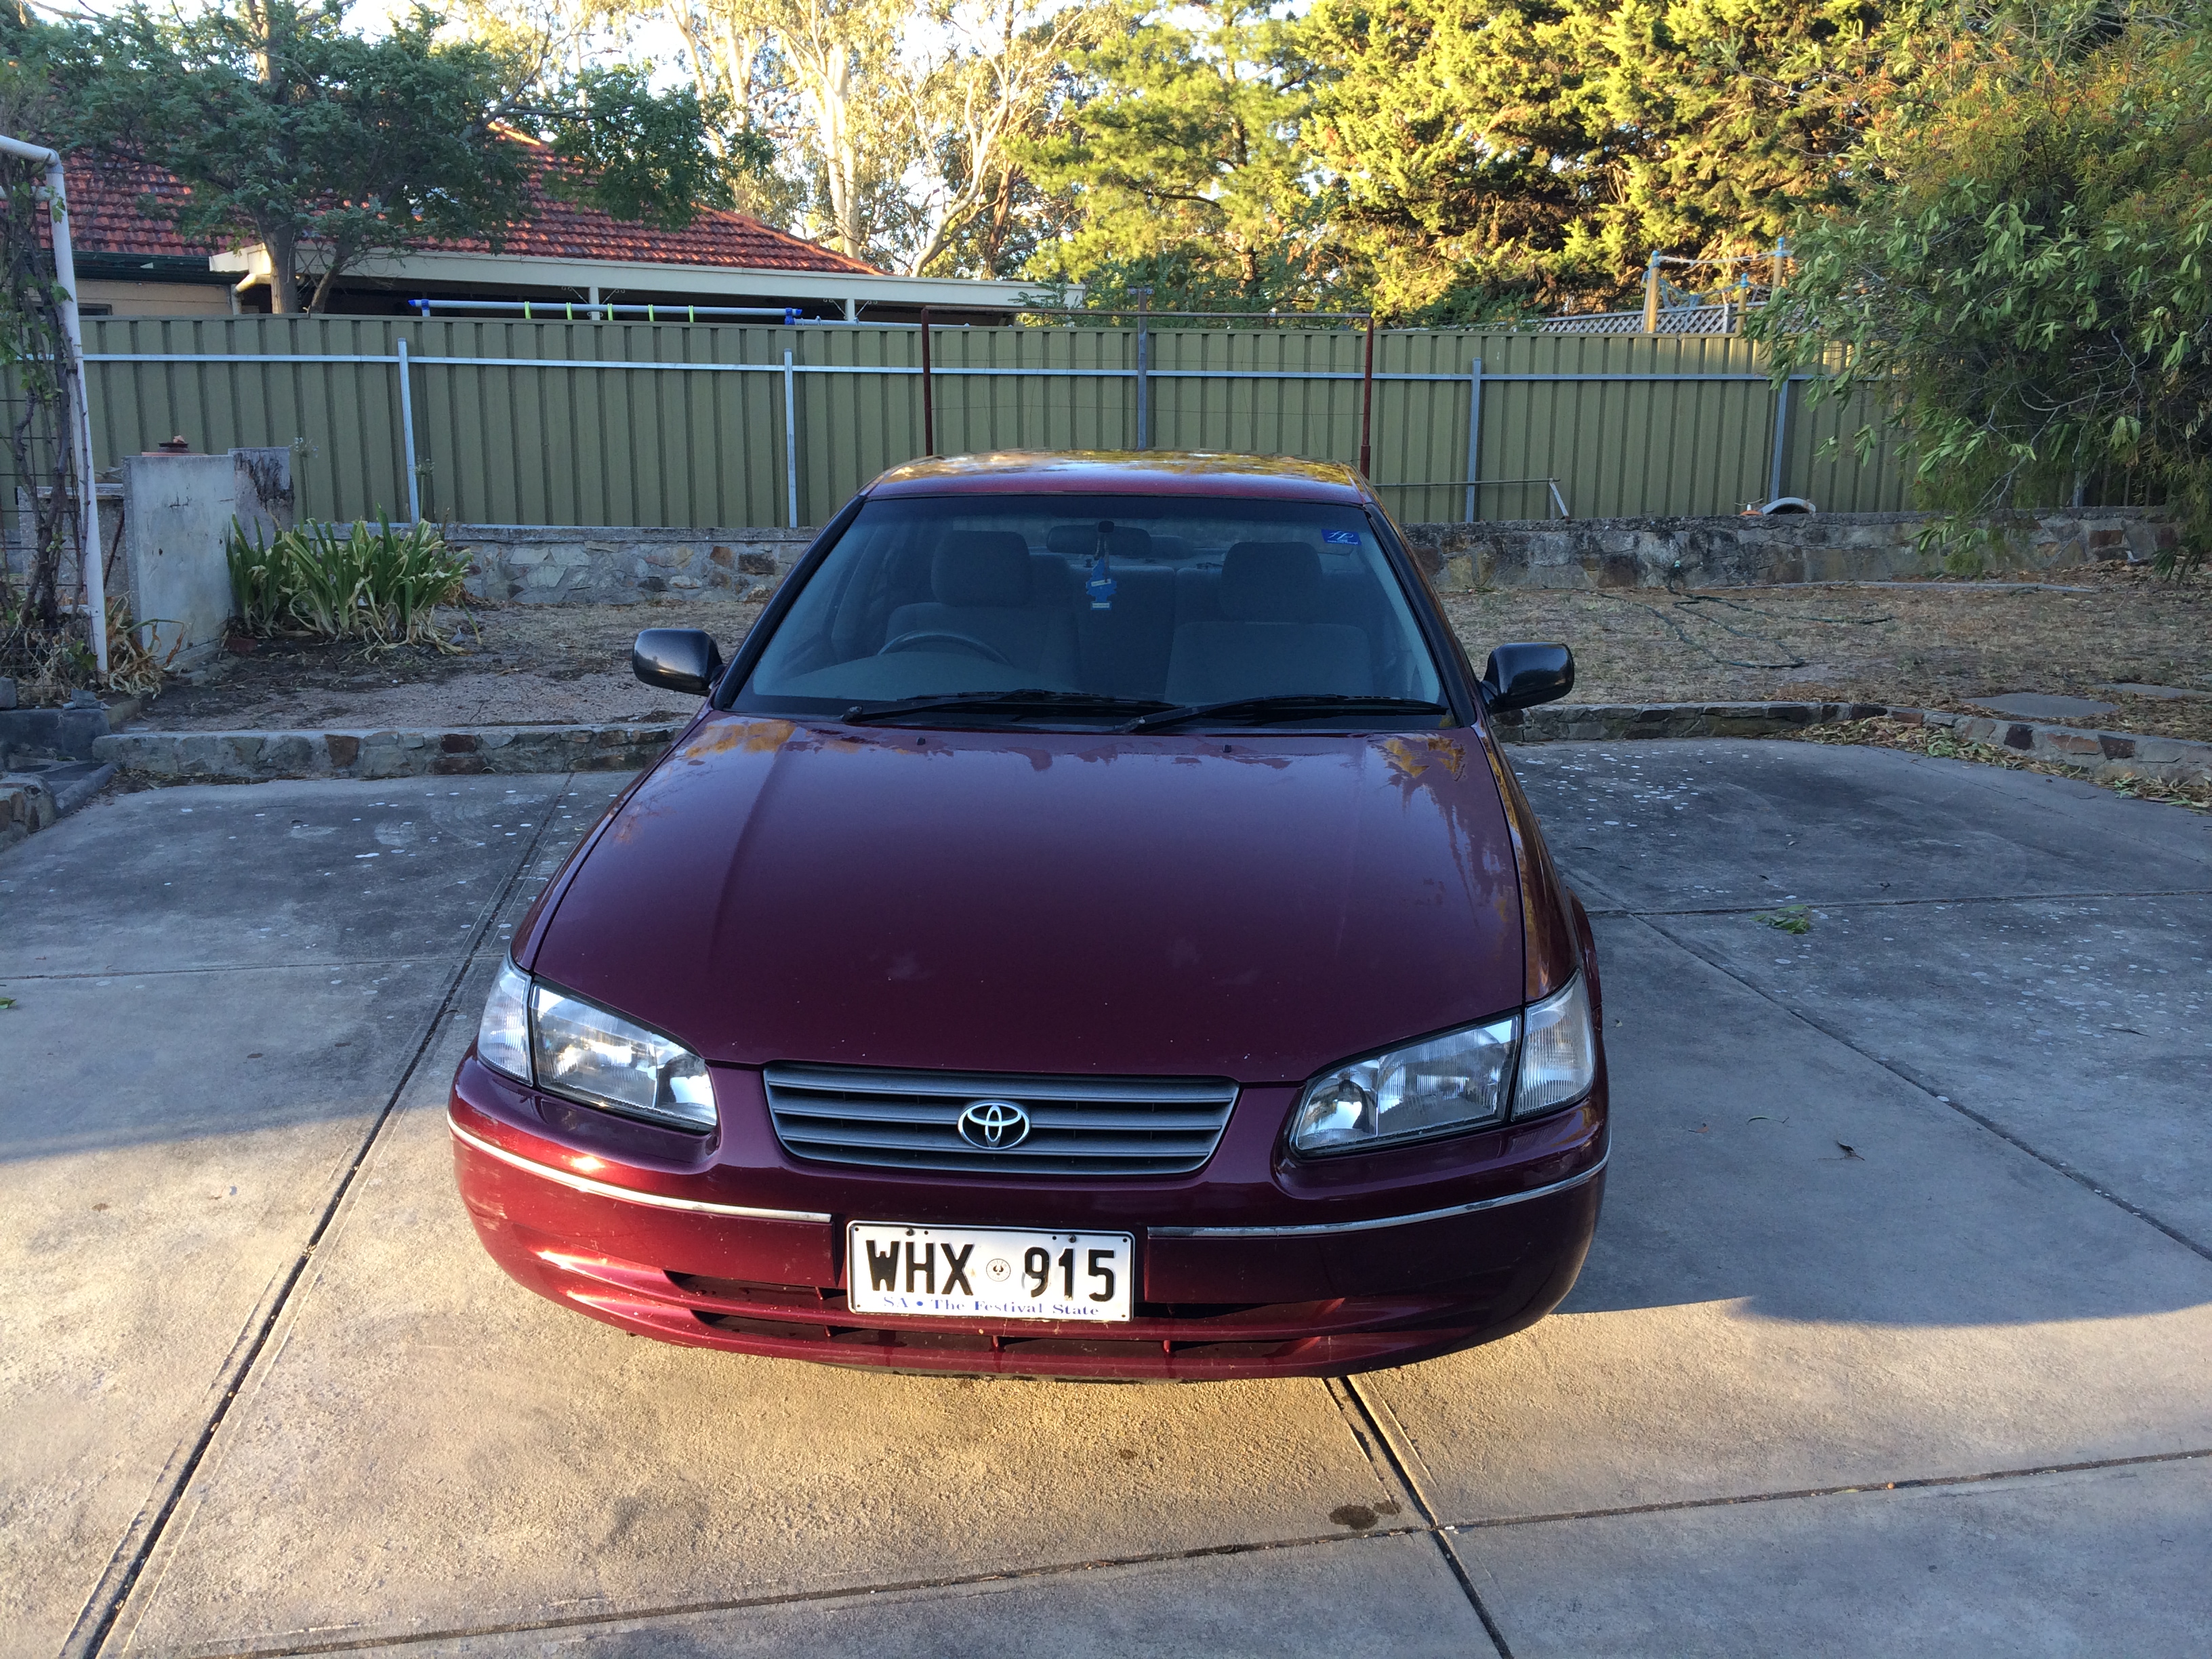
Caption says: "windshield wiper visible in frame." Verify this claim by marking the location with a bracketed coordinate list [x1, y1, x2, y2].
[842, 689, 1175, 726]
[1122, 695, 1452, 733]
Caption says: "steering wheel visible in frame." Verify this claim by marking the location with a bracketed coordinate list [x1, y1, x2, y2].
[876, 630, 1013, 665]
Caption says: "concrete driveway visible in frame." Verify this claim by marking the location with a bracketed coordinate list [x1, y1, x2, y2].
[3, 741, 2207, 1658]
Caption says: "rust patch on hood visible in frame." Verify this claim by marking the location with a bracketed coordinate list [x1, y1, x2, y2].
[674, 717, 796, 764]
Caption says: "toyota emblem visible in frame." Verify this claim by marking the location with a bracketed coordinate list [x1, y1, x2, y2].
[957, 1099, 1031, 1149]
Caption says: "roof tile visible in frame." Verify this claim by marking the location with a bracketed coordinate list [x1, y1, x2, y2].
[54, 146, 878, 276]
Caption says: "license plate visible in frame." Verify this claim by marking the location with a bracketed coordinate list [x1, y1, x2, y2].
[846, 1223, 1135, 1322]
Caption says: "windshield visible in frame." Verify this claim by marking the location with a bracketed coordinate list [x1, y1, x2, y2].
[735, 493, 1448, 728]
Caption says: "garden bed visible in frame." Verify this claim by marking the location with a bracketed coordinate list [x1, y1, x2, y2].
[1441, 561, 2211, 743]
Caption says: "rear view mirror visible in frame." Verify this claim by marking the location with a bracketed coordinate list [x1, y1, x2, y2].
[633, 628, 724, 696]
[1480, 642, 1574, 713]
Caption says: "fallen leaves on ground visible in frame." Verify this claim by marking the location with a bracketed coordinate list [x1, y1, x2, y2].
[1790, 716, 2212, 811]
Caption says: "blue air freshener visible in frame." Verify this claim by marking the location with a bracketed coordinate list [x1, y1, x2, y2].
[1087, 520, 1119, 610]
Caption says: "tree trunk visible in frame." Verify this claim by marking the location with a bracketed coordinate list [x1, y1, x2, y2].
[980, 168, 1015, 279]
[264, 226, 298, 314]
[817, 52, 864, 259]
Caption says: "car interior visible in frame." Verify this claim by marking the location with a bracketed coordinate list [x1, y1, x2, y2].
[748, 503, 1446, 709]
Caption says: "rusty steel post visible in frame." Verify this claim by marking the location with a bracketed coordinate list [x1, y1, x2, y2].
[1358, 316, 1375, 478]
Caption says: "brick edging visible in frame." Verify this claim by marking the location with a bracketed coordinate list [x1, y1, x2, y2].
[80, 702, 2212, 788]
[1492, 699, 2212, 784]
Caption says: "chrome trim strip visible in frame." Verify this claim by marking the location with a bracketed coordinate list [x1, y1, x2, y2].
[447, 1117, 832, 1223]
[763, 1063, 1237, 1105]
[1147, 1153, 1607, 1239]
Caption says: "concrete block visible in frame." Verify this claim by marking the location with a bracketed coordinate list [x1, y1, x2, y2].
[119, 448, 291, 670]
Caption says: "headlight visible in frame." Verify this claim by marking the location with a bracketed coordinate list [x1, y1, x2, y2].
[1290, 1015, 1517, 1155]
[1289, 974, 1596, 1157]
[471, 959, 716, 1132]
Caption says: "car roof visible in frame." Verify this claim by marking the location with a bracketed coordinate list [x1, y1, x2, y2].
[866, 450, 1371, 504]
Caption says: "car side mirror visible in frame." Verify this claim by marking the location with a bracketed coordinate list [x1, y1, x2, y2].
[632, 628, 724, 696]
[1480, 642, 1574, 713]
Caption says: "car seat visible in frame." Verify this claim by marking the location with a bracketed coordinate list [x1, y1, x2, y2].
[1163, 541, 1372, 704]
[884, 532, 1080, 682]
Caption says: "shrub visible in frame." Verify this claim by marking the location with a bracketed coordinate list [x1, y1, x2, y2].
[226, 518, 472, 650]
[1753, 5, 2212, 576]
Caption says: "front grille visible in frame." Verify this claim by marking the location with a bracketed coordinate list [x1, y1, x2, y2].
[762, 1064, 1238, 1177]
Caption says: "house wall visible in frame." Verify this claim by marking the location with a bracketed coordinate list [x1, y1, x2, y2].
[79, 279, 237, 319]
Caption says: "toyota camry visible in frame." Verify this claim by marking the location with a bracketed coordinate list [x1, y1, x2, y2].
[449, 451, 1607, 1380]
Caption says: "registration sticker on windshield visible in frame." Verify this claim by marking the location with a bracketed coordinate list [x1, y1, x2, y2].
[1322, 529, 1361, 545]
[847, 1222, 1134, 1322]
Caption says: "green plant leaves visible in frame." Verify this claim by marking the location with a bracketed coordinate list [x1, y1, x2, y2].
[224, 517, 470, 651]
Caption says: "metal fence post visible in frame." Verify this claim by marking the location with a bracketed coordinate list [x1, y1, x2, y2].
[1766, 378, 1789, 506]
[1134, 289, 1151, 449]
[783, 348, 799, 529]
[1465, 357, 1483, 523]
[919, 306, 935, 457]
[396, 336, 420, 524]
[1358, 317, 1375, 478]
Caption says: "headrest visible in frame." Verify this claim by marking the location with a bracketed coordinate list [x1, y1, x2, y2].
[1046, 523, 1153, 560]
[1221, 541, 1325, 621]
[932, 532, 1033, 607]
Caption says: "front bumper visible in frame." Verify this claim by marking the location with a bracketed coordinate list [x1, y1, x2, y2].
[450, 1059, 1606, 1381]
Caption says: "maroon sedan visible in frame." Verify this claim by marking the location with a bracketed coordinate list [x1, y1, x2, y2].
[451, 451, 1606, 1380]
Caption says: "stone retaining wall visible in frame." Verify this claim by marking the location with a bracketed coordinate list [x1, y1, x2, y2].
[454, 525, 816, 605]
[440, 509, 2173, 605]
[1401, 508, 2175, 592]
[92, 721, 682, 783]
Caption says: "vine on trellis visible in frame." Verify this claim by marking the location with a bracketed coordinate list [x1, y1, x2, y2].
[0, 140, 94, 695]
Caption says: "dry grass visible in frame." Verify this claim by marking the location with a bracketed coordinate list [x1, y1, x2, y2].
[134, 564, 2212, 749]
[134, 598, 766, 732]
[1442, 562, 2212, 742]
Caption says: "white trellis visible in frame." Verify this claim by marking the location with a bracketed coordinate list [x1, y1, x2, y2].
[1, 132, 104, 672]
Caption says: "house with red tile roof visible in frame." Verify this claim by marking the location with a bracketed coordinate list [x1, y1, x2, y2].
[62, 144, 1052, 322]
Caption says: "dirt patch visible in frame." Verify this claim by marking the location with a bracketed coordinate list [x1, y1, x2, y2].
[123, 565, 2211, 743]
[131, 600, 766, 731]
[1443, 563, 2212, 743]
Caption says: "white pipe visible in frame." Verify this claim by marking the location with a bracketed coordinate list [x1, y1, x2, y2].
[1, 134, 104, 672]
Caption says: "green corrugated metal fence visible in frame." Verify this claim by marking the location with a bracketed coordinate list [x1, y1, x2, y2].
[83, 316, 1929, 528]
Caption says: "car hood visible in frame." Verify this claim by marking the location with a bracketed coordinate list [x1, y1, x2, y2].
[531, 714, 1525, 1083]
